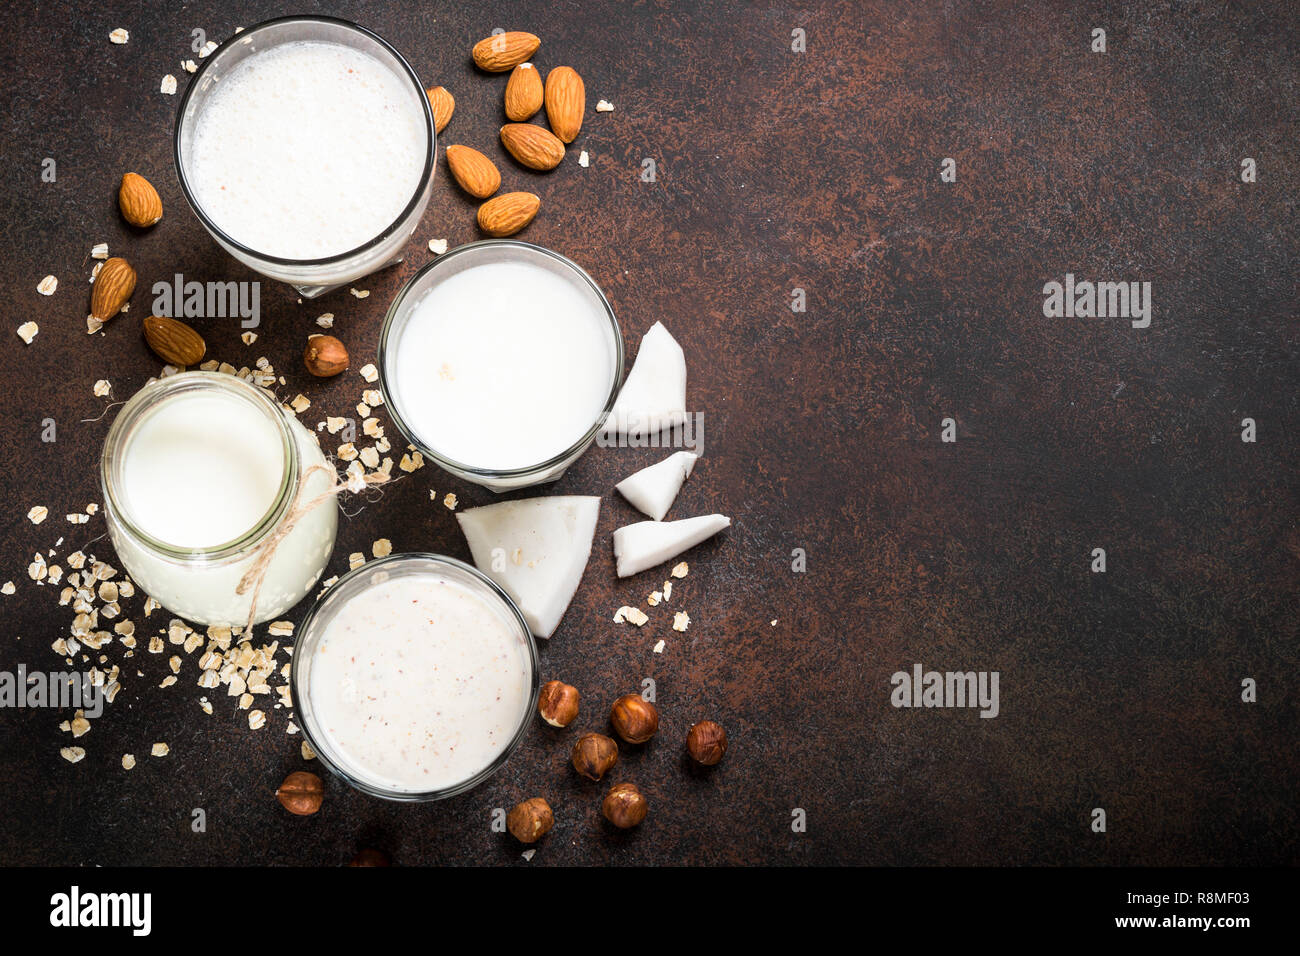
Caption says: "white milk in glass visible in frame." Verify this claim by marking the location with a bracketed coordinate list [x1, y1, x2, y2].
[187, 40, 426, 259]
[106, 376, 337, 626]
[305, 570, 533, 793]
[390, 259, 615, 472]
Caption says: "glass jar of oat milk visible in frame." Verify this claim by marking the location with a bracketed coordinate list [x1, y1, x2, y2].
[100, 371, 338, 626]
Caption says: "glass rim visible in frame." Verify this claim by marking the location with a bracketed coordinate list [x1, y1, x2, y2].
[172, 14, 436, 268]
[377, 239, 626, 480]
[98, 371, 300, 563]
[289, 552, 541, 802]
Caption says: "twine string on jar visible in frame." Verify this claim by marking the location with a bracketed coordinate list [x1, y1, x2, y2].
[236, 464, 389, 636]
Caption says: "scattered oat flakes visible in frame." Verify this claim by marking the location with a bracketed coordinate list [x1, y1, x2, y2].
[653, 639, 665, 653]
[362, 388, 382, 406]
[443, 493, 457, 510]
[579, 150, 590, 167]
[770, 619, 778, 626]
[248, 710, 266, 730]
[372, 538, 393, 558]
[86, 316, 103, 334]
[93, 379, 111, 397]
[521, 849, 536, 861]
[647, 590, 662, 607]
[596, 99, 614, 112]
[182, 59, 198, 73]
[316, 313, 334, 328]
[151, 742, 169, 757]
[671, 562, 689, 578]
[70, 715, 90, 737]
[301, 741, 316, 760]
[349, 552, 366, 570]
[672, 611, 690, 632]
[198, 40, 217, 57]
[350, 287, 369, 298]
[399, 451, 424, 473]
[109, 28, 129, 44]
[429, 238, 448, 255]
[27, 506, 48, 525]
[359, 363, 378, 382]
[160, 74, 178, 95]
[37, 275, 58, 295]
[613, 605, 649, 626]
[289, 394, 311, 413]
[16, 321, 38, 344]
[1, 583, 13, 596]
[91, 243, 109, 259]
[61, 746, 86, 763]
[122, 754, 135, 770]
[267, 620, 294, 637]
[241, 331, 257, 345]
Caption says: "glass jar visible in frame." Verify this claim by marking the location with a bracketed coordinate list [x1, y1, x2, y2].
[378, 240, 625, 491]
[173, 16, 436, 298]
[100, 372, 339, 627]
[291, 553, 539, 801]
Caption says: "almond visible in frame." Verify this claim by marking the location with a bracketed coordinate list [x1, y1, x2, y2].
[118, 172, 162, 227]
[477, 192, 540, 237]
[89, 257, 137, 321]
[471, 31, 540, 72]
[446, 145, 501, 199]
[544, 66, 585, 143]
[505, 63, 543, 121]
[143, 315, 205, 367]
[426, 86, 455, 133]
[303, 335, 349, 377]
[500, 123, 565, 171]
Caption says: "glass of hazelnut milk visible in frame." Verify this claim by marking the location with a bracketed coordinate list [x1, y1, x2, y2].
[173, 16, 435, 297]
[379, 241, 624, 490]
[100, 372, 338, 627]
[291, 554, 539, 800]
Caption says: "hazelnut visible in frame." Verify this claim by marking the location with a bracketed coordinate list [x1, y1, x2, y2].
[686, 720, 728, 766]
[610, 694, 659, 744]
[506, 797, 554, 843]
[349, 848, 391, 866]
[571, 732, 619, 781]
[303, 334, 349, 377]
[538, 680, 579, 727]
[275, 770, 324, 816]
[601, 782, 648, 829]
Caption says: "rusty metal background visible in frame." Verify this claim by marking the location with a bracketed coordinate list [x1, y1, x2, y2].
[0, 1, 1295, 865]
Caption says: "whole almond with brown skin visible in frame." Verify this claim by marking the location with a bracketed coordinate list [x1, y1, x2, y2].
[303, 334, 349, 377]
[504, 62, 543, 121]
[143, 314, 206, 366]
[477, 192, 540, 237]
[426, 86, 455, 133]
[500, 123, 564, 171]
[90, 257, 136, 320]
[471, 31, 540, 72]
[276, 771, 324, 816]
[544, 66, 585, 143]
[118, 172, 162, 227]
[445, 145, 501, 199]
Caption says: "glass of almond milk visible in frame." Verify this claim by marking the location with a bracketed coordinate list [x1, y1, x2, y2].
[100, 372, 338, 627]
[291, 553, 539, 800]
[174, 16, 435, 297]
[379, 241, 624, 490]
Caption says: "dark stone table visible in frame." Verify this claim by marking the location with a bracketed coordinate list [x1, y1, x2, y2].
[0, 0, 1294, 866]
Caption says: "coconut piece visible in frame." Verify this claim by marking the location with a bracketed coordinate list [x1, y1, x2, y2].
[613, 513, 731, 578]
[615, 451, 697, 521]
[456, 496, 600, 638]
[604, 321, 686, 436]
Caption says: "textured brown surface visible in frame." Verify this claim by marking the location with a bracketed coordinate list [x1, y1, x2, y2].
[0, 1, 1295, 866]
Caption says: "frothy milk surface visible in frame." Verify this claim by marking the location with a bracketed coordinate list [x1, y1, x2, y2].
[188, 41, 427, 259]
[120, 392, 286, 549]
[392, 260, 614, 470]
[307, 573, 532, 792]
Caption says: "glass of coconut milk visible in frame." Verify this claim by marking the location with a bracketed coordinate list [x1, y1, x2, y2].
[291, 553, 539, 800]
[379, 241, 624, 490]
[173, 16, 435, 297]
[100, 372, 339, 627]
